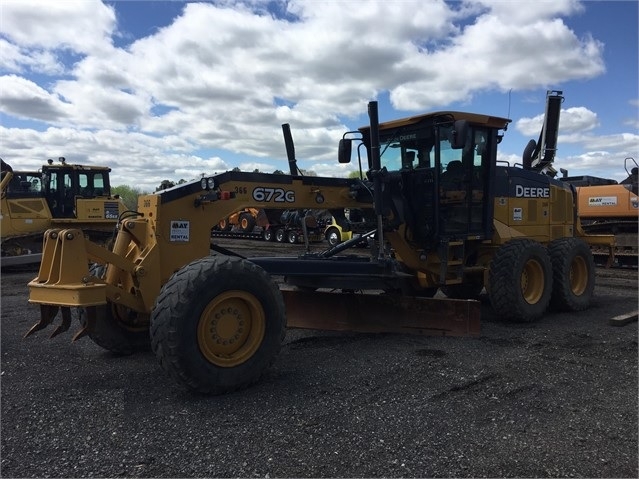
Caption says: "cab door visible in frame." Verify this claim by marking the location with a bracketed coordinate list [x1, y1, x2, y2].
[437, 126, 492, 238]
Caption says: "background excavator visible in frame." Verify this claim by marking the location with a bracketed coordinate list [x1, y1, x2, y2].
[559, 157, 638, 267]
[1, 158, 126, 267]
[25, 91, 614, 395]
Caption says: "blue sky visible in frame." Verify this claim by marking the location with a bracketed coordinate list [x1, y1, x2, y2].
[1, 0, 637, 192]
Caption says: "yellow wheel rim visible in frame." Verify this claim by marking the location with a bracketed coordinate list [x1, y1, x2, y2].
[520, 258, 545, 304]
[569, 256, 588, 295]
[197, 291, 265, 367]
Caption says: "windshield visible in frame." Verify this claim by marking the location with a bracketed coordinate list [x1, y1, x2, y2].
[378, 127, 435, 172]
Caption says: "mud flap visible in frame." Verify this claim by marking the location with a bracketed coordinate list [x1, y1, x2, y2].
[281, 290, 480, 337]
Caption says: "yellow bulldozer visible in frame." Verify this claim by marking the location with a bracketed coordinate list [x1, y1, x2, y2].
[25, 91, 614, 394]
[1, 157, 126, 267]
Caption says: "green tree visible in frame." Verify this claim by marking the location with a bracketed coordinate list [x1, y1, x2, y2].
[232, 167, 241, 172]
[272, 169, 285, 175]
[112, 184, 146, 210]
[156, 180, 175, 191]
[348, 170, 363, 179]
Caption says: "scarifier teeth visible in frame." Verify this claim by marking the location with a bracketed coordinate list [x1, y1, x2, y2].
[49, 307, 72, 339]
[72, 306, 96, 342]
[24, 305, 59, 338]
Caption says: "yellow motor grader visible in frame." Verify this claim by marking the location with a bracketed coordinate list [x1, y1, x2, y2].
[25, 92, 613, 394]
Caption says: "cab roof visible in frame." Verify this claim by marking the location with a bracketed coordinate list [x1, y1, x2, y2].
[360, 111, 512, 132]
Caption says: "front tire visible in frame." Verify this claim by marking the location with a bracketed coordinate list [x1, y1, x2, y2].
[325, 227, 341, 247]
[548, 237, 595, 311]
[287, 230, 299, 244]
[488, 239, 553, 322]
[79, 303, 151, 355]
[263, 228, 274, 241]
[150, 256, 286, 394]
[275, 228, 285, 242]
[239, 213, 256, 233]
[79, 265, 150, 355]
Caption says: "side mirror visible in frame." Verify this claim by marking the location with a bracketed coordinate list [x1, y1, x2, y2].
[450, 120, 469, 149]
[338, 139, 352, 164]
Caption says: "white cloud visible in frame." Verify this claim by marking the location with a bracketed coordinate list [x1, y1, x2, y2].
[0, 0, 628, 189]
[557, 151, 638, 183]
[0, 0, 116, 55]
[516, 106, 599, 136]
[0, 75, 71, 121]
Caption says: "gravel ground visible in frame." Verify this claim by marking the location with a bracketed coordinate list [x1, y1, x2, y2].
[1, 241, 637, 478]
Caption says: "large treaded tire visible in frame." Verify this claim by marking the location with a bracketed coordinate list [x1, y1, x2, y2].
[548, 237, 595, 312]
[239, 213, 256, 233]
[79, 265, 151, 355]
[488, 239, 553, 322]
[218, 218, 232, 231]
[150, 256, 286, 395]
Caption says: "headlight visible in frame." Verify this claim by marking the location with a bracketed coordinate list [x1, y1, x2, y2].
[200, 178, 208, 190]
[207, 177, 215, 189]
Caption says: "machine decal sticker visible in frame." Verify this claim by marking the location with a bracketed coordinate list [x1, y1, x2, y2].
[170, 220, 190, 242]
[252, 187, 295, 203]
[104, 201, 120, 220]
[515, 185, 549, 198]
[513, 208, 523, 221]
[588, 196, 617, 206]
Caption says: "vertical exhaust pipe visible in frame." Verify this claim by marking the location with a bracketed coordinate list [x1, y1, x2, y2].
[282, 123, 299, 175]
[367, 101, 385, 260]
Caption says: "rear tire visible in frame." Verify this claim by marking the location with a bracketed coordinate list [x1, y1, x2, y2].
[548, 237, 595, 311]
[150, 256, 286, 394]
[219, 218, 232, 231]
[275, 228, 285, 243]
[488, 239, 552, 322]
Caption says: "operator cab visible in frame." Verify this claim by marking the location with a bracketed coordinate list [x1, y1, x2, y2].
[41, 161, 113, 218]
[343, 111, 510, 248]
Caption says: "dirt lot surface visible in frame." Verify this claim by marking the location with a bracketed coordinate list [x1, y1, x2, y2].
[1, 238, 638, 478]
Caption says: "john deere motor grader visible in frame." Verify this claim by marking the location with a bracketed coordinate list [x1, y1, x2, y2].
[26, 92, 613, 394]
[1, 157, 126, 267]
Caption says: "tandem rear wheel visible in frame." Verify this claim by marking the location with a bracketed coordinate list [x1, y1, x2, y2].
[548, 237, 595, 312]
[488, 239, 553, 322]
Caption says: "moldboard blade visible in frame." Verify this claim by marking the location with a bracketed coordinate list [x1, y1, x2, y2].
[281, 290, 480, 337]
